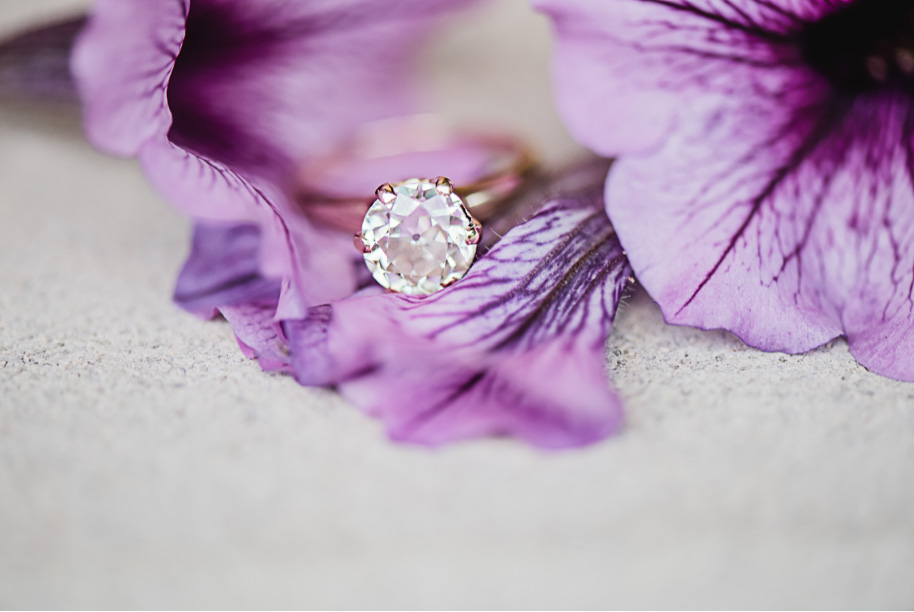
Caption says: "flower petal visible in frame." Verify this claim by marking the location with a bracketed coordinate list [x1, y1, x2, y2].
[221, 302, 290, 373]
[608, 85, 914, 380]
[140, 135, 271, 223]
[540, 0, 914, 380]
[146, 136, 359, 311]
[285, 167, 631, 448]
[173, 223, 280, 319]
[72, 0, 187, 156]
[173, 223, 290, 372]
[534, 0, 828, 155]
[165, 0, 478, 181]
[338, 334, 623, 448]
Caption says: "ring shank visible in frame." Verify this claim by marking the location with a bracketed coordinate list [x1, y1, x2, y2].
[295, 117, 537, 233]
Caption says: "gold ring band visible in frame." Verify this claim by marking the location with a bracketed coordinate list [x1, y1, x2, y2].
[295, 116, 538, 233]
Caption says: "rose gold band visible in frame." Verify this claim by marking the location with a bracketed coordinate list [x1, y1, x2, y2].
[295, 116, 538, 233]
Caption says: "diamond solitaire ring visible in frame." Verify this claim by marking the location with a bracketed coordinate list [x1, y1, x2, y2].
[356, 177, 481, 295]
[296, 116, 537, 295]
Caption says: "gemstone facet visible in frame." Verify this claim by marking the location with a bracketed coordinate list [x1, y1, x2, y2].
[359, 178, 478, 295]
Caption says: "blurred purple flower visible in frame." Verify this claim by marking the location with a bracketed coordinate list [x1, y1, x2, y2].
[72, 0, 474, 315]
[281, 173, 632, 448]
[537, 0, 914, 381]
[0, 16, 86, 104]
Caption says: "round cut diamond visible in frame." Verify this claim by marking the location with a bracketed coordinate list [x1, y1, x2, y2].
[360, 178, 478, 295]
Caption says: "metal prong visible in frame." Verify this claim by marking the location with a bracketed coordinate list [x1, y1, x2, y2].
[354, 233, 370, 254]
[375, 183, 397, 205]
[434, 176, 455, 196]
[466, 221, 482, 246]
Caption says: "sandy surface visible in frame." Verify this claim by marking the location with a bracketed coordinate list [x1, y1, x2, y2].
[1, 1, 912, 609]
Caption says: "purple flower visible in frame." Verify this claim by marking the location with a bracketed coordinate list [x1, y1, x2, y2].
[72, 0, 473, 312]
[537, 0, 914, 381]
[281, 168, 632, 448]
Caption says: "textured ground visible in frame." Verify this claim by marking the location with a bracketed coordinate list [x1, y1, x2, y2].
[1, 1, 912, 609]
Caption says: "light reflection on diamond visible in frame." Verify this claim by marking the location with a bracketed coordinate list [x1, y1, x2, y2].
[360, 178, 477, 295]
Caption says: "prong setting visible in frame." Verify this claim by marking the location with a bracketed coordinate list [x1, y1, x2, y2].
[354, 233, 371, 254]
[375, 182, 397, 205]
[434, 176, 455, 196]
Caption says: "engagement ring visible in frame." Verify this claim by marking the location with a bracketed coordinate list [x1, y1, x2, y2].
[298, 117, 537, 295]
[356, 177, 481, 295]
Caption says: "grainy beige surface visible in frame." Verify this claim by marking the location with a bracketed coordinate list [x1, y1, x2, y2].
[1, 1, 913, 609]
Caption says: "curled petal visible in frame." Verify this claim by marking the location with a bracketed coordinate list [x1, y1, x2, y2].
[71, 0, 186, 156]
[174, 223, 289, 372]
[174, 223, 279, 319]
[139, 136, 270, 223]
[285, 170, 632, 448]
[148, 136, 359, 310]
[172, 221, 356, 373]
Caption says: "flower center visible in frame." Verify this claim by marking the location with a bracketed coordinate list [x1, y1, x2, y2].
[800, 0, 914, 94]
[166, 3, 281, 170]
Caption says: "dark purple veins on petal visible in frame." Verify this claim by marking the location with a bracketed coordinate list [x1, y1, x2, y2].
[388, 188, 630, 441]
[429, 200, 626, 351]
[642, 0, 800, 45]
[636, 0, 914, 97]
[620, 0, 914, 319]
[285, 167, 632, 447]
[676, 96, 853, 314]
[294, 167, 630, 382]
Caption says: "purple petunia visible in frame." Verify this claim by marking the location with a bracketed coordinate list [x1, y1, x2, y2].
[537, 0, 914, 381]
[71, 0, 475, 318]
